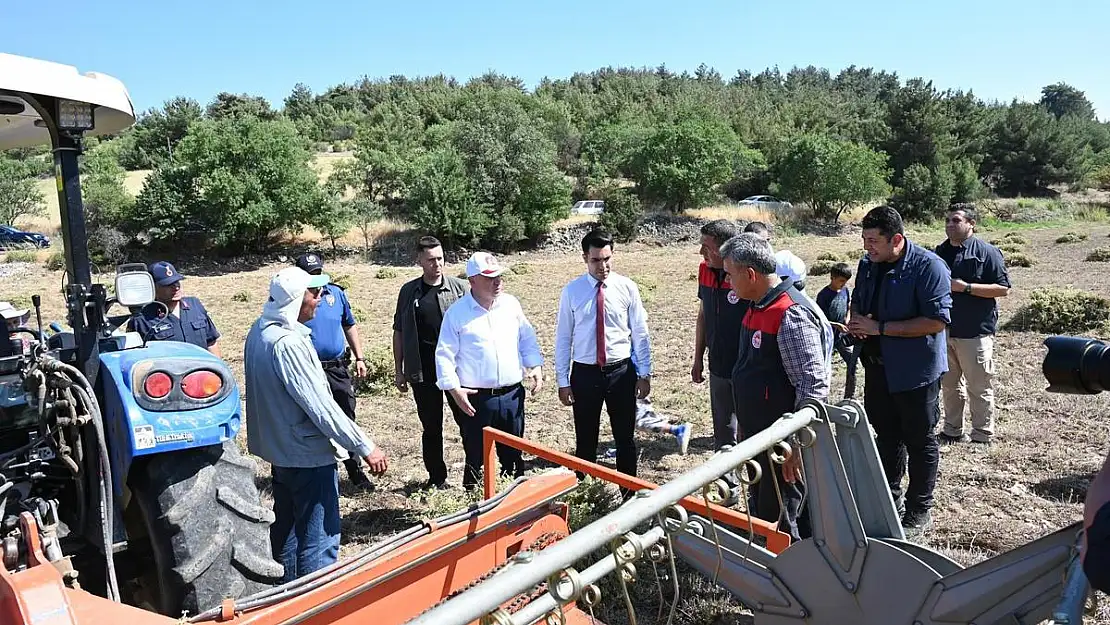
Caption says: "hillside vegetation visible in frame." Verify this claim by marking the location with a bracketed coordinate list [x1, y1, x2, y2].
[2, 65, 1109, 260]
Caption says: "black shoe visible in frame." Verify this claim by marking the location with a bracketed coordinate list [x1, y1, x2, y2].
[425, 479, 450, 491]
[348, 470, 374, 492]
[938, 433, 970, 445]
[902, 509, 933, 537]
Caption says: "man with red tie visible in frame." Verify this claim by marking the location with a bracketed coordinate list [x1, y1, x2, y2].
[555, 229, 653, 485]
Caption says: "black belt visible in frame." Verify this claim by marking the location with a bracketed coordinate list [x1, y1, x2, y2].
[320, 352, 350, 368]
[575, 357, 630, 373]
[472, 383, 522, 396]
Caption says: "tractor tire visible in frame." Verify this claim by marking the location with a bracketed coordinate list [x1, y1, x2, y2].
[129, 440, 284, 617]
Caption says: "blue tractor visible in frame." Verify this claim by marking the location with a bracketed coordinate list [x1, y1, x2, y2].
[0, 54, 284, 616]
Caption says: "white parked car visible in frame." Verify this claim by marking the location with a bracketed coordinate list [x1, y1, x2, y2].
[738, 195, 793, 212]
[571, 200, 605, 215]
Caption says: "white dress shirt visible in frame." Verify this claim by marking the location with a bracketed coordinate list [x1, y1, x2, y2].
[554, 271, 652, 388]
[435, 292, 544, 391]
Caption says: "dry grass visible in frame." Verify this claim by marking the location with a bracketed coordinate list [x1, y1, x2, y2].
[4, 219, 1110, 622]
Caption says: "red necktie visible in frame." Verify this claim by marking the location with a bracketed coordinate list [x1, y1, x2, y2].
[596, 280, 606, 366]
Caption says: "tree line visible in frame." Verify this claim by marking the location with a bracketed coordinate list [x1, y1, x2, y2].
[3, 64, 1109, 256]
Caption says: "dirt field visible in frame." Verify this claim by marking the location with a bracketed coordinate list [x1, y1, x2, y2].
[3, 216, 1109, 623]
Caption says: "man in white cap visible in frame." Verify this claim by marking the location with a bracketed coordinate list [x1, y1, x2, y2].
[244, 266, 388, 583]
[0, 302, 31, 355]
[435, 252, 544, 489]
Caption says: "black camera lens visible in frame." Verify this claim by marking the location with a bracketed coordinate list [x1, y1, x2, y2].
[1042, 335, 1110, 394]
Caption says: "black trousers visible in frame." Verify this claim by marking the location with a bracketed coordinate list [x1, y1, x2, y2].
[455, 383, 526, 488]
[411, 380, 467, 485]
[571, 360, 638, 479]
[863, 366, 941, 514]
[835, 338, 861, 400]
[321, 362, 365, 479]
[747, 449, 810, 544]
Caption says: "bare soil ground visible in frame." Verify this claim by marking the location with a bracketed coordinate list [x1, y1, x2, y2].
[3, 217, 1110, 623]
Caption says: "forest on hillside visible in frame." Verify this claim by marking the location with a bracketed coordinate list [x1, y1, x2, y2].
[3, 64, 1109, 257]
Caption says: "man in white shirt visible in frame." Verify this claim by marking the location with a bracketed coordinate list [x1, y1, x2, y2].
[555, 229, 652, 484]
[435, 252, 544, 489]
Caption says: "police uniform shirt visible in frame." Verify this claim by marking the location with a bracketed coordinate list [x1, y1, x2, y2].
[130, 296, 220, 349]
[303, 284, 356, 362]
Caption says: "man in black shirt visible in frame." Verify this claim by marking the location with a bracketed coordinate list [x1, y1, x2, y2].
[393, 236, 470, 489]
[934, 206, 1010, 445]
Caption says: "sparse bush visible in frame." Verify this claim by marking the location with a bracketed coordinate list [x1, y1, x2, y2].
[997, 242, 1025, 254]
[44, 251, 64, 271]
[3, 250, 37, 263]
[631, 275, 657, 304]
[350, 304, 368, 323]
[808, 259, 839, 276]
[330, 273, 352, 290]
[1056, 232, 1088, 243]
[232, 291, 250, 303]
[511, 263, 533, 275]
[687, 272, 697, 281]
[351, 346, 394, 396]
[375, 267, 398, 279]
[1004, 252, 1034, 267]
[1002, 232, 1029, 245]
[816, 251, 844, 262]
[1086, 247, 1110, 262]
[1004, 287, 1110, 334]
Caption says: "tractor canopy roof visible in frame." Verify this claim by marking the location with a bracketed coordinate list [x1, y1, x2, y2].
[0, 53, 135, 150]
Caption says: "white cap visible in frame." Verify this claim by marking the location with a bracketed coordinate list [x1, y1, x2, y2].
[267, 267, 329, 309]
[775, 250, 807, 283]
[0, 302, 29, 321]
[465, 252, 505, 278]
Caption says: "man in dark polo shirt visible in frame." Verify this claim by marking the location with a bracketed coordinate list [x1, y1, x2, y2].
[129, 261, 222, 356]
[722, 232, 833, 543]
[692, 219, 744, 453]
[935, 205, 1010, 446]
[295, 253, 372, 490]
[848, 205, 952, 536]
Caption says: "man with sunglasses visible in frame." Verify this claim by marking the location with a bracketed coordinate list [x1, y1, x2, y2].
[294, 253, 372, 491]
[129, 260, 222, 356]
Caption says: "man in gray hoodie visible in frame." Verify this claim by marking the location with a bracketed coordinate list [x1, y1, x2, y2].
[245, 266, 389, 582]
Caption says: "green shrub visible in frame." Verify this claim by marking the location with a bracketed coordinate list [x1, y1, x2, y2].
[231, 291, 250, 303]
[375, 267, 398, 279]
[808, 259, 839, 276]
[1086, 247, 1110, 262]
[1056, 232, 1088, 243]
[511, 263, 533, 275]
[1002, 232, 1028, 245]
[1004, 252, 1034, 267]
[351, 346, 394, 396]
[598, 187, 643, 243]
[350, 305, 368, 323]
[816, 251, 844, 262]
[44, 251, 64, 271]
[1004, 287, 1110, 334]
[3, 250, 37, 263]
[997, 242, 1025, 254]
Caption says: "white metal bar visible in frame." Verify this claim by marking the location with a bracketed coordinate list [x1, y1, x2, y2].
[403, 406, 816, 625]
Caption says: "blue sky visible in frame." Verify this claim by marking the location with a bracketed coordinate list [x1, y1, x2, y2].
[4, 0, 1108, 119]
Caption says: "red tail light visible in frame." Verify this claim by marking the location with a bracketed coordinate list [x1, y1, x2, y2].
[144, 372, 172, 398]
[182, 371, 222, 399]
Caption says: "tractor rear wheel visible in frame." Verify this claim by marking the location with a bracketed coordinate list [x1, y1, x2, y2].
[128, 440, 284, 616]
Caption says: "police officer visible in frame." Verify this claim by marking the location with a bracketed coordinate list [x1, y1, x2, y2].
[294, 253, 372, 490]
[129, 261, 222, 356]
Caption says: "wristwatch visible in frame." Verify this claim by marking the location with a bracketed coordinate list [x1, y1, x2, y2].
[878, 321, 886, 336]
[964, 283, 972, 294]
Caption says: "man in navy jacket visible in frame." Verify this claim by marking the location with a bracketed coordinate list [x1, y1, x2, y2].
[848, 206, 952, 536]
